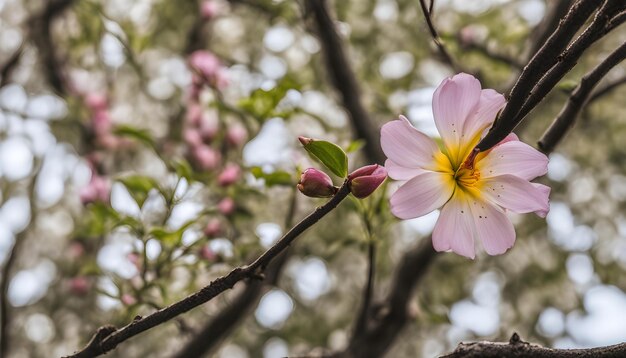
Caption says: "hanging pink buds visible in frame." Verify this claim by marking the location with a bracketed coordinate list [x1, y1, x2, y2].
[200, 0, 220, 19]
[218, 197, 236, 215]
[217, 164, 241, 187]
[204, 218, 222, 237]
[297, 168, 337, 198]
[79, 173, 111, 205]
[347, 164, 387, 199]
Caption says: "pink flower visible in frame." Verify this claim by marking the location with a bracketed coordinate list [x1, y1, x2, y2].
[348, 164, 388, 199]
[199, 245, 217, 261]
[381, 73, 550, 259]
[188, 51, 228, 89]
[85, 93, 108, 112]
[192, 144, 221, 170]
[68, 276, 90, 296]
[200, 0, 220, 19]
[183, 128, 203, 148]
[121, 294, 137, 306]
[226, 124, 247, 147]
[79, 173, 111, 205]
[217, 164, 241, 187]
[204, 218, 222, 237]
[217, 197, 236, 215]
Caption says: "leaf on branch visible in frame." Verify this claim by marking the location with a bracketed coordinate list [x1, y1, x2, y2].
[113, 125, 156, 148]
[118, 175, 159, 207]
[302, 139, 349, 178]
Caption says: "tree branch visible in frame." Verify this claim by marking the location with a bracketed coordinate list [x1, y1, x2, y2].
[443, 333, 626, 358]
[172, 190, 299, 358]
[353, 240, 376, 339]
[475, 0, 602, 151]
[0, 44, 24, 88]
[418, 0, 460, 73]
[304, 0, 385, 165]
[587, 75, 626, 103]
[538, 40, 626, 153]
[65, 183, 351, 358]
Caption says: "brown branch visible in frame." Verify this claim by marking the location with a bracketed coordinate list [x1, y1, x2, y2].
[538, 40, 626, 153]
[29, 0, 76, 96]
[353, 240, 376, 339]
[304, 0, 385, 165]
[418, 0, 460, 72]
[443, 332, 626, 358]
[172, 190, 299, 358]
[339, 238, 437, 358]
[462, 42, 524, 68]
[475, 0, 602, 151]
[588, 75, 626, 103]
[65, 182, 351, 358]
[526, 0, 575, 60]
[0, 44, 24, 88]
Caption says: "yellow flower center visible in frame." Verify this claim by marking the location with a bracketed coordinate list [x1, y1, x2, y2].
[455, 167, 480, 188]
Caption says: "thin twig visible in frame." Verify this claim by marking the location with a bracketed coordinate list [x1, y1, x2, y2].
[353, 240, 376, 338]
[418, 0, 460, 73]
[443, 332, 626, 358]
[587, 75, 626, 103]
[538, 41, 626, 153]
[304, 0, 385, 164]
[65, 183, 351, 358]
[475, 0, 602, 151]
[0, 44, 24, 88]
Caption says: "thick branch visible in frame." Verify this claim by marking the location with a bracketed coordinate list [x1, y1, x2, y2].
[526, 0, 575, 60]
[538, 40, 626, 153]
[65, 183, 351, 358]
[29, 0, 76, 96]
[475, 0, 602, 151]
[443, 333, 626, 358]
[304, 0, 385, 164]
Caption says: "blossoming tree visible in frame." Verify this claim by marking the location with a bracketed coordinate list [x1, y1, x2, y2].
[0, 0, 625, 357]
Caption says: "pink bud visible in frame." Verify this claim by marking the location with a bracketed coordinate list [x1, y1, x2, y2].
[200, 0, 220, 19]
[92, 110, 112, 136]
[298, 136, 313, 146]
[186, 103, 203, 126]
[217, 164, 241, 187]
[85, 93, 108, 112]
[199, 115, 219, 142]
[204, 218, 222, 237]
[188, 51, 226, 88]
[226, 124, 247, 147]
[199, 245, 217, 261]
[192, 145, 221, 170]
[348, 164, 387, 199]
[297, 168, 336, 198]
[80, 173, 111, 205]
[68, 241, 85, 259]
[127, 252, 141, 269]
[183, 128, 203, 148]
[68, 276, 90, 296]
[121, 294, 137, 306]
[217, 197, 235, 215]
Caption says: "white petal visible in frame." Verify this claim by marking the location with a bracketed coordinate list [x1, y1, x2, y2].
[468, 200, 516, 255]
[478, 140, 549, 180]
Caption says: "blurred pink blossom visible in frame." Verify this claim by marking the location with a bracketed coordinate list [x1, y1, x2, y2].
[217, 164, 241, 187]
[217, 197, 235, 215]
[192, 144, 221, 170]
[199, 245, 217, 261]
[226, 124, 248, 147]
[183, 128, 203, 148]
[85, 93, 108, 112]
[121, 294, 137, 306]
[79, 172, 111, 205]
[188, 51, 228, 89]
[200, 0, 220, 19]
[68, 276, 90, 296]
[204, 218, 222, 237]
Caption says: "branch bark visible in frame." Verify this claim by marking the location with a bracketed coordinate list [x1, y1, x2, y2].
[65, 183, 351, 358]
[538, 40, 626, 153]
[418, 0, 460, 73]
[443, 333, 626, 358]
[475, 0, 602, 151]
[304, 0, 385, 165]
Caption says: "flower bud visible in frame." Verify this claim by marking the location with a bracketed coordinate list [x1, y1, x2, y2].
[80, 173, 111, 205]
[192, 144, 221, 170]
[226, 124, 247, 147]
[199, 245, 217, 261]
[121, 294, 137, 306]
[218, 197, 236, 215]
[85, 93, 108, 112]
[217, 164, 241, 187]
[68, 276, 90, 296]
[204, 218, 222, 237]
[200, 0, 220, 19]
[297, 168, 336, 198]
[298, 136, 313, 146]
[348, 164, 387, 199]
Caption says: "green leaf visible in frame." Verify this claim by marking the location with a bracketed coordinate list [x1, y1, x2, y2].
[345, 139, 365, 153]
[237, 77, 299, 121]
[171, 159, 194, 182]
[250, 167, 293, 187]
[557, 79, 578, 93]
[118, 175, 158, 207]
[302, 140, 348, 178]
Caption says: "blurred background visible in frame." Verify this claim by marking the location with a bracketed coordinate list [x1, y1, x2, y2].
[0, 0, 625, 357]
